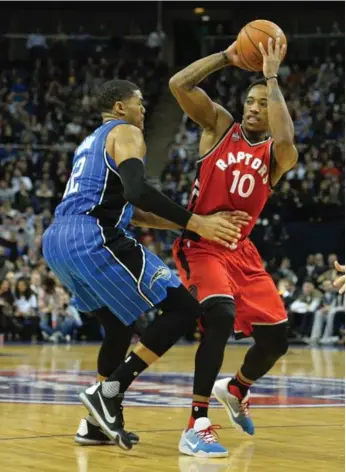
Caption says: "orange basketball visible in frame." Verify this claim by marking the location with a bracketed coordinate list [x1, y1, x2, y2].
[237, 20, 287, 72]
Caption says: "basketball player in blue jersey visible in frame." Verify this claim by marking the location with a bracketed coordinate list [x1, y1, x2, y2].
[42, 79, 250, 454]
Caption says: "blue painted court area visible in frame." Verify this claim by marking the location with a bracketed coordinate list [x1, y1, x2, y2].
[0, 369, 343, 409]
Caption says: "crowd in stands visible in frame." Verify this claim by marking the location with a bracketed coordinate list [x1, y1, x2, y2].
[0, 35, 344, 346]
[0, 36, 168, 343]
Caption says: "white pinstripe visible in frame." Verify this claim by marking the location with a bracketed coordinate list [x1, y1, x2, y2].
[44, 226, 80, 308]
[72, 220, 133, 323]
[62, 221, 119, 314]
[95, 219, 154, 308]
[47, 225, 96, 312]
[52, 121, 177, 315]
[74, 145, 151, 309]
[121, 230, 166, 304]
[78, 220, 143, 319]
[86, 220, 149, 312]
[60, 222, 103, 312]
[85, 220, 147, 322]
[81, 132, 97, 215]
[58, 223, 100, 311]
[101, 147, 169, 304]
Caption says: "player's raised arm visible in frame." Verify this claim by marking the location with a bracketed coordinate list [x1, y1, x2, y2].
[106, 124, 242, 247]
[259, 37, 298, 184]
[169, 42, 247, 131]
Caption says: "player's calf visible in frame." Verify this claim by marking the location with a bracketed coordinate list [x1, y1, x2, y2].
[213, 323, 289, 435]
[188, 299, 235, 428]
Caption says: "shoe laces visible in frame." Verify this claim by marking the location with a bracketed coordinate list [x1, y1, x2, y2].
[197, 424, 222, 443]
[229, 385, 250, 417]
[240, 398, 250, 417]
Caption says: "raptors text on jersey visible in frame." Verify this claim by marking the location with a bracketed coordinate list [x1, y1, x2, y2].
[188, 122, 274, 238]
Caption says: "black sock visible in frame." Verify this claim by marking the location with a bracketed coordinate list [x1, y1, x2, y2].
[228, 373, 252, 398]
[189, 401, 209, 428]
[104, 352, 148, 395]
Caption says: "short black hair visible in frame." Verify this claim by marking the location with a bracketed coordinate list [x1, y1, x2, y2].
[95, 79, 139, 113]
[245, 78, 267, 98]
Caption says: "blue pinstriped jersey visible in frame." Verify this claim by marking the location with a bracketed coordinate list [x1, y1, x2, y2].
[55, 120, 134, 229]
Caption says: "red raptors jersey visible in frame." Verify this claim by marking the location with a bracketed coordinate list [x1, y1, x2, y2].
[188, 122, 274, 238]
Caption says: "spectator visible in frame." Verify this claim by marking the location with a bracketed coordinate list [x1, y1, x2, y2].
[13, 277, 40, 341]
[290, 281, 323, 338]
[276, 257, 298, 284]
[38, 276, 82, 342]
[35, 183, 54, 212]
[0, 278, 15, 342]
[316, 253, 338, 284]
[309, 280, 345, 345]
[312, 253, 328, 282]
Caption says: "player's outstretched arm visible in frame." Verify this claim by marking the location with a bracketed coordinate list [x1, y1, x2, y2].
[106, 125, 242, 248]
[258, 37, 298, 185]
[131, 208, 251, 231]
[169, 43, 247, 131]
[131, 208, 182, 230]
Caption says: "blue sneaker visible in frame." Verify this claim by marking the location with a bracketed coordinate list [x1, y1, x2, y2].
[179, 417, 228, 458]
[212, 378, 255, 436]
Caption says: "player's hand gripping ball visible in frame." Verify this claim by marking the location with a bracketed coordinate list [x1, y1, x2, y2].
[233, 20, 287, 72]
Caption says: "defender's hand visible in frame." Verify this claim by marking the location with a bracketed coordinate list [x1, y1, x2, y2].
[258, 36, 286, 78]
[216, 210, 252, 227]
[187, 213, 242, 248]
[334, 261, 345, 294]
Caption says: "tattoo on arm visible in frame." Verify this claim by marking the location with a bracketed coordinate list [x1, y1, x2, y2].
[170, 53, 226, 89]
[267, 80, 294, 140]
[268, 82, 284, 102]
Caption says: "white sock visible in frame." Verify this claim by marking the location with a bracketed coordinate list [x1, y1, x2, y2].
[102, 380, 120, 398]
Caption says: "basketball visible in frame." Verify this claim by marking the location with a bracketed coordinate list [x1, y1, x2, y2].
[237, 20, 287, 72]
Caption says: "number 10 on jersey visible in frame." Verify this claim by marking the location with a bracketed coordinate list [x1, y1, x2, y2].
[230, 171, 255, 198]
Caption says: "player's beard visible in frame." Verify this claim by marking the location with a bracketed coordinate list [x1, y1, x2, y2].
[242, 122, 268, 143]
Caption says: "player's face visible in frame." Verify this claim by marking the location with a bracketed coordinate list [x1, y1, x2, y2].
[243, 85, 269, 132]
[123, 90, 146, 130]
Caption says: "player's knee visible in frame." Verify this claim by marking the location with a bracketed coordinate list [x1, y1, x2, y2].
[269, 337, 288, 359]
[202, 297, 235, 337]
[159, 285, 202, 330]
[260, 324, 289, 359]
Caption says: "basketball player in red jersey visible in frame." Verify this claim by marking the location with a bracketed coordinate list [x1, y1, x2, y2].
[170, 37, 298, 455]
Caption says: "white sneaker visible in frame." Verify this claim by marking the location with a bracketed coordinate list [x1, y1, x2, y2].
[212, 378, 254, 435]
[179, 417, 228, 458]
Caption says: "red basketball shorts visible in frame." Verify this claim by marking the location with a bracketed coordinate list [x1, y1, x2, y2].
[173, 237, 287, 338]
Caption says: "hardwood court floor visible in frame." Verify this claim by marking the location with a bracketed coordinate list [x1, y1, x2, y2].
[0, 343, 344, 472]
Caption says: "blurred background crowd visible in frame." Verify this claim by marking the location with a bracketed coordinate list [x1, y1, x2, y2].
[0, 2, 344, 346]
